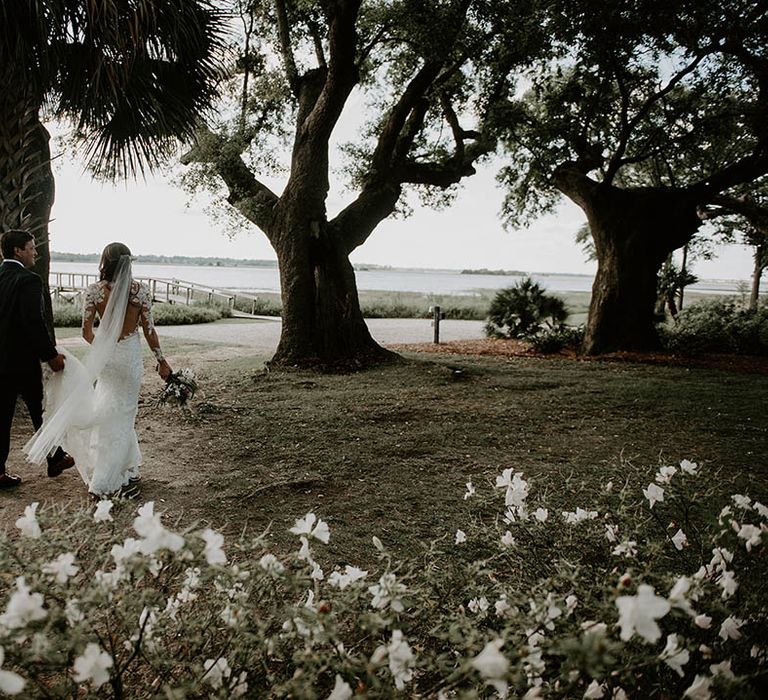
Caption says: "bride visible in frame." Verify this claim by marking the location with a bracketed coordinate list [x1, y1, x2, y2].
[25, 242, 172, 497]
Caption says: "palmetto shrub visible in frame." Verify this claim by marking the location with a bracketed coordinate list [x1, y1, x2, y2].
[485, 278, 569, 340]
[1, 459, 765, 698]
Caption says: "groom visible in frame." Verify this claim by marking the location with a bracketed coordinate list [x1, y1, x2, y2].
[0, 230, 75, 489]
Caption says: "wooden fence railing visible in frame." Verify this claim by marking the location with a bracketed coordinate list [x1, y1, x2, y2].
[49, 273, 267, 316]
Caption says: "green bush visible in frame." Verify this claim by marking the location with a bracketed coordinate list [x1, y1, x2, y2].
[530, 324, 585, 354]
[152, 303, 223, 325]
[51, 300, 82, 328]
[232, 296, 282, 317]
[485, 277, 569, 339]
[0, 459, 765, 698]
[660, 298, 768, 355]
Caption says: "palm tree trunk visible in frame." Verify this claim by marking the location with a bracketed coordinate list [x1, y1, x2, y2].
[0, 89, 55, 334]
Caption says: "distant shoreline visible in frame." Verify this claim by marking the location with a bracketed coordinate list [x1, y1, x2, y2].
[50, 251, 597, 278]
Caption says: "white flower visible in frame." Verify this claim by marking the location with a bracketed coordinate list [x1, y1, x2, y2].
[671, 529, 688, 550]
[562, 507, 598, 524]
[133, 502, 184, 554]
[683, 675, 712, 699]
[584, 680, 605, 698]
[0, 647, 25, 695]
[111, 537, 142, 564]
[289, 512, 330, 543]
[387, 630, 415, 690]
[328, 565, 368, 590]
[679, 459, 698, 475]
[464, 481, 476, 500]
[732, 494, 752, 510]
[660, 634, 689, 677]
[15, 502, 41, 539]
[327, 674, 353, 700]
[612, 540, 638, 558]
[455, 529, 467, 544]
[604, 480, 613, 492]
[495, 469, 530, 509]
[230, 671, 248, 697]
[93, 500, 114, 522]
[616, 584, 670, 643]
[709, 660, 734, 678]
[565, 595, 578, 614]
[201, 529, 227, 565]
[468, 597, 490, 615]
[500, 531, 515, 547]
[605, 524, 619, 543]
[372, 536, 384, 551]
[258, 554, 285, 576]
[72, 643, 113, 688]
[471, 638, 509, 698]
[42, 553, 79, 584]
[643, 483, 664, 508]
[203, 657, 231, 689]
[668, 577, 694, 615]
[717, 570, 738, 598]
[65, 599, 85, 626]
[736, 523, 762, 551]
[368, 573, 406, 613]
[309, 561, 324, 581]
[694, 614, 712, 629]
[534, 508, 549, 523]
[655, 465, 677, 483]
[495, 595, 516, 618]
[0, 577, 47, 630]
[754, 501, 768, 518]
[719, 616, 745, 641]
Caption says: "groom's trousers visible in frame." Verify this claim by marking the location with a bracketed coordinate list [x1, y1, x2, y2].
[0, 367, 44, 473]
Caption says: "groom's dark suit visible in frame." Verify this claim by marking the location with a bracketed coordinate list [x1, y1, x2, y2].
[0, 259, 59, 474]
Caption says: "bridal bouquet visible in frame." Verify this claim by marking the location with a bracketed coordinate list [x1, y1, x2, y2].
[158, 368, 198, 407]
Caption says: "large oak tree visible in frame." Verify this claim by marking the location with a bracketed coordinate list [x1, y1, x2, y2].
[491, 0, 768, 353]
[182, 0, 549, 368]
[0, 0, 224, 328]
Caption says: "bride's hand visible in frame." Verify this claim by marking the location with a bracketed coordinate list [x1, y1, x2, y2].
[157, 360, 172, 381]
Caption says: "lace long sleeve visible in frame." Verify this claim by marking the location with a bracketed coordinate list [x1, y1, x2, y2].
[82, 282, 103, 342]
[136, 283, 155, 335]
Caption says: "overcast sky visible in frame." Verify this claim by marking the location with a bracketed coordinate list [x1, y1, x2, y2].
[49, 148, 757, 281]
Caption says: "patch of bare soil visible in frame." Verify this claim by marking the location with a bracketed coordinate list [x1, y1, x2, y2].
[390, 338, 768, 374]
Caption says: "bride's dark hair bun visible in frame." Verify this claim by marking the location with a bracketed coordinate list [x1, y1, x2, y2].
[99, 242, 132, 281]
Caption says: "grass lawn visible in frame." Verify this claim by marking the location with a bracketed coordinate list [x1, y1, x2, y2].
[113, 347, 768, 568]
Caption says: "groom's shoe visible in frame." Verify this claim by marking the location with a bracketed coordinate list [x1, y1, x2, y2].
[0, 472, 22, 489]
[47, 450, 75, 478]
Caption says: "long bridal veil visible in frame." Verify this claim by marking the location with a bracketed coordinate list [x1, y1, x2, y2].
[24, 255, 133, 478]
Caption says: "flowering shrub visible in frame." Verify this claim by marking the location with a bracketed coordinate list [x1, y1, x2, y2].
[0, 459, 766, 698]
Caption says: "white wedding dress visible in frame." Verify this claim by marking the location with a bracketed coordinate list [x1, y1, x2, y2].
[25, 256, 153, 496]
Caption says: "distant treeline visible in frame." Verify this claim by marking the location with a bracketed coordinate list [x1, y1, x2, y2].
[51, 252, 278, 267]
[51, 252, 399, 272]
[461, 268, 527, 276]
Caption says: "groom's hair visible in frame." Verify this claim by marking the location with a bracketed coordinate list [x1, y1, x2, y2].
[1, 230, 34, 260]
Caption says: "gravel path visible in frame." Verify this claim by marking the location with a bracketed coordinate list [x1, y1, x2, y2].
[156, 317, 485, 355]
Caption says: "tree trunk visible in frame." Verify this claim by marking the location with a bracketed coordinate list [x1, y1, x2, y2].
[750, 243, 765, 310]
[0, 89, 56, 335]
[269, 211, 394, 370]
[580, 186, 701, 354]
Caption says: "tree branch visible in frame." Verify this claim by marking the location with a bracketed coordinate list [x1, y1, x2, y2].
[551, 162, 602, 209]
[275, 0, 300, 97]
[181, 127, 279, 237]
[605, 51, 709, 182]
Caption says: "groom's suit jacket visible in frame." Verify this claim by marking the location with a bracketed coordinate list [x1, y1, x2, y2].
[0, 260, 57, 375]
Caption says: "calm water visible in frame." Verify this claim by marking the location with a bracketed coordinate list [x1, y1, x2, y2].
[49, 261, 746, 296]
